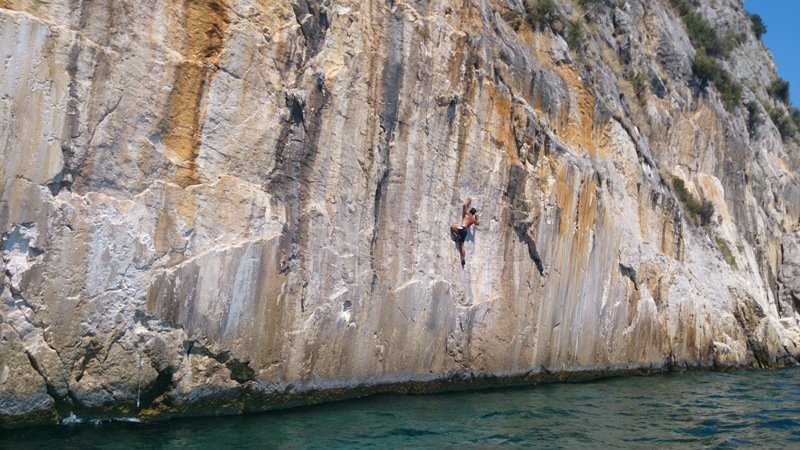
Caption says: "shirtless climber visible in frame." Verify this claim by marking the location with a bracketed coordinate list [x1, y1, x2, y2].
[450, 197, 480, 267]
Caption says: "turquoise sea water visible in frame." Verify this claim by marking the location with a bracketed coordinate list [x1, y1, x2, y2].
[5, 367, 800, 449]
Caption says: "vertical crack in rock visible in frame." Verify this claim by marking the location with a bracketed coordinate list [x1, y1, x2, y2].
[74, 341, 103, 383]
[4, 293, 74, 417]
[505, 164, 545, 275]
[789, 293, 800, 317]
[268, 81, 329, 280]
[20, 341, 73, 417]
[516, 223, 545, 276]
[21, 350, 60, 412]
[777, 237, 800, 319]
[618, 263, 639, 290]
[159, 0, 229, 187]
[370, 6, 404, 289]
[778, 242, 790, 318]
[731, 291, 770, 368]
[290, 0, 331, 62]
[48, 41, 85, 196]
[268, 0, 331, 276]
[450, 37, 479, 195]
[297, 281, 308, 313]
[285, 89, 307, 129]
[3, 222, 91, 419]
[52, 24, 127, 195]
[662, 196, 685, 261]
[86, 94, 123, 151]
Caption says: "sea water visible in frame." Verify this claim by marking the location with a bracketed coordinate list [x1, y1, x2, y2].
[5, 367, 800, 449]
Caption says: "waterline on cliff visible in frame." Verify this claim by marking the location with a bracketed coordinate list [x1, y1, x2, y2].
[59, 413, 142, 426]
[6, 368, 800, 448]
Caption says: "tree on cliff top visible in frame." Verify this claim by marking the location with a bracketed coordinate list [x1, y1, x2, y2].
[750, 13, 767, 40]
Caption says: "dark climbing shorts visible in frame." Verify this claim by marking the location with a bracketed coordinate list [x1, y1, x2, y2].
[456, 227, 468, 241]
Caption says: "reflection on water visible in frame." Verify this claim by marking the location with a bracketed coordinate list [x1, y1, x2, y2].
[5, 367, 800, 449]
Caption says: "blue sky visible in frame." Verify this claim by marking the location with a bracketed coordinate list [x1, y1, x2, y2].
[743, 0, 800, 106]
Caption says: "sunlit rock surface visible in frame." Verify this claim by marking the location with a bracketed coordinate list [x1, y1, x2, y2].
[2, 0, 800, 426]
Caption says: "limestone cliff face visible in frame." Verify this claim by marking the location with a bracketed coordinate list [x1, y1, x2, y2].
[2, 0, 800, 426]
